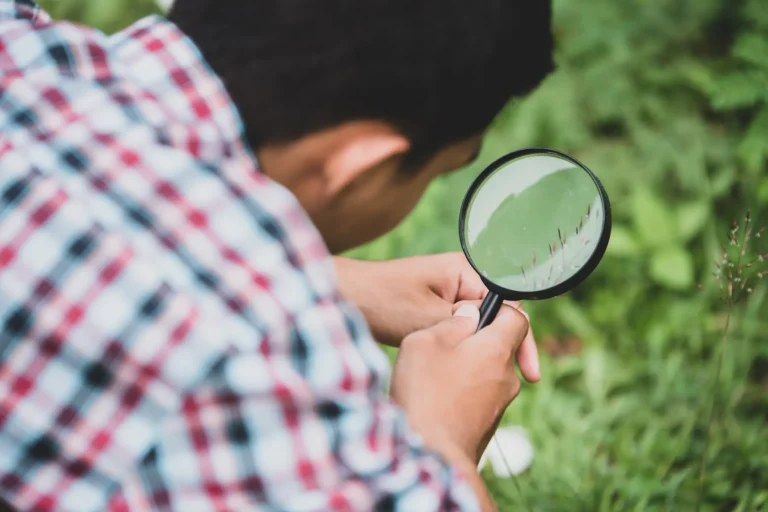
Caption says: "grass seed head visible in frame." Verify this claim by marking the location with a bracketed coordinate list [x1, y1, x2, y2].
[706, 212, 766, 303]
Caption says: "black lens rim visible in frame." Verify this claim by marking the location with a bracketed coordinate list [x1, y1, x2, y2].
[458, 147, 612, 301]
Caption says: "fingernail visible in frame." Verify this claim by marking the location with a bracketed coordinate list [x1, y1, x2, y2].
[454, 304, 480, 322]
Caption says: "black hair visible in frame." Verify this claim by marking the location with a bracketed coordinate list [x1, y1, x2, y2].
[169, 0, 554, 170]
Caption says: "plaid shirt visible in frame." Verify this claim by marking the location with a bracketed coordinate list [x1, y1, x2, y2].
[0, 2, 480, 510]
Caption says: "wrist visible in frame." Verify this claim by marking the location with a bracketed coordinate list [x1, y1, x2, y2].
[432, 437, 497, 512]
[333, 257, 407, 346]
[405, 413, 476, 467]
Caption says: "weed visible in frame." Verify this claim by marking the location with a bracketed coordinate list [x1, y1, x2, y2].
[696, 211, 766, 511]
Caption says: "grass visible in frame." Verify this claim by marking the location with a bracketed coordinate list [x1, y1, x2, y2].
[370, 141, 768, 510]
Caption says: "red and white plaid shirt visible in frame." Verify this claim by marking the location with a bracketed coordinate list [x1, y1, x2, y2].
[0, 2, 480, 510]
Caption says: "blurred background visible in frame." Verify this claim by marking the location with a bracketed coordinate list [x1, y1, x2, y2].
[38, 0, 768, 509]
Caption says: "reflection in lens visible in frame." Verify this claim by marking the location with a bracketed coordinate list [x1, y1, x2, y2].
[464, 154, 605, 293]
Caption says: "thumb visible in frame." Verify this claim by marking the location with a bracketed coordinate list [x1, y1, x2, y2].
[453, 303, 480, 325]
[413, 304, 479, 348]
[452, 300, 482, 316]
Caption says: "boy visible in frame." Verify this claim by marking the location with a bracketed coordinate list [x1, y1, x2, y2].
[0, 0, 552, 509]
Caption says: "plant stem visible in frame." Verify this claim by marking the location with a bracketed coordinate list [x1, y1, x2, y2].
[695, 300, 733, 512]
[491, 434, 533, 512]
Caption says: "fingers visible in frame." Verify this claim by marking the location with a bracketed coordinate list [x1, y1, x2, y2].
[449, 252, 488, 302]
[516, 332, 540, 383]
[449, 300, 540, 381]
[456, 270, 487, 302]
[469, 304, 529, 355]
[511, 306, 540, 383]
[502, 302, 539, 382]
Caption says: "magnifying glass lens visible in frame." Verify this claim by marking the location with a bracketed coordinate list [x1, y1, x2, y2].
[463, 153, 605, 293]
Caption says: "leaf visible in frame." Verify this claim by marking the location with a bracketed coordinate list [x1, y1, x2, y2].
[606, 225, 641, 256]
[631, 188, 677, 248]
[759, 177, 768, 205]
[552, 297, 603, 344]
[709, 166, 736, 198]
[83, 0, 125, 32]
[737, 106, 768, 174]
[710, 71, 768, 111]
[583, 348, 608, 404]
[676, 58, 717, 96]
[733, 32, 768, 69]
[745, 0, 768, 31]
[676, 201, 710, 242]
[649, 246, 694, 290]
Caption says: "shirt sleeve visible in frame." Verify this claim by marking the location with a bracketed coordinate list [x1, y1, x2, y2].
[110, 291, 482, 512]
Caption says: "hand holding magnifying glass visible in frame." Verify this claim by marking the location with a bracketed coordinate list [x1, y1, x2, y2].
[458, 148, 612, 475]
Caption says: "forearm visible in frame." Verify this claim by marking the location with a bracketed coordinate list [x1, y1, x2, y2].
[333, 255, 361, 297]
[334, 256, 399, 344]
[404, 407, 497, 511]
[333, 255, 376, 302]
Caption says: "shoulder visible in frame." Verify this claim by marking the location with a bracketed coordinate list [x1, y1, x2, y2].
[0, 0, 49, 24]
[0, 5, 356, 353]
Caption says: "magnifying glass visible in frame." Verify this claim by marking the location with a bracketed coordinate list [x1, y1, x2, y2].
[460, 147, 612, 331]
[460, 148, 611, 479]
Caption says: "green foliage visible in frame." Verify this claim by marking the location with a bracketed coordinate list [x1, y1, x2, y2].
[35, 0, 768, 509]
[39, 0, 162, 34]
[356, 0, 768, 507]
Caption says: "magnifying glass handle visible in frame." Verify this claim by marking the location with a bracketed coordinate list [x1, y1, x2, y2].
[476, 292, 503, 332]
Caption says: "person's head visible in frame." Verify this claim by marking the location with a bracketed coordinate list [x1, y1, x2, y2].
[169, 1, 554, 253]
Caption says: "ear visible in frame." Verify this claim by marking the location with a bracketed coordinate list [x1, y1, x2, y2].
[323, 128, 410, 196]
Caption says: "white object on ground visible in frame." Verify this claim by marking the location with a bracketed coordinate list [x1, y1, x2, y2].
[478, 426, 534, 477]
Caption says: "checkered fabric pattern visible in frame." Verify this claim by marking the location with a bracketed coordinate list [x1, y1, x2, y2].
[0, 2, 480, 510]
